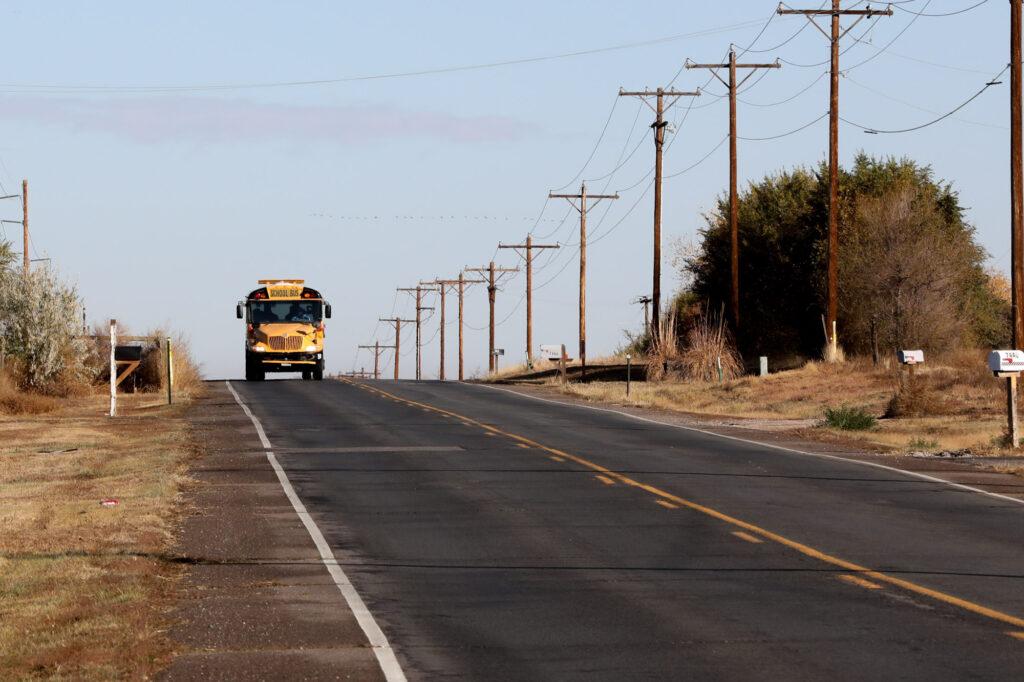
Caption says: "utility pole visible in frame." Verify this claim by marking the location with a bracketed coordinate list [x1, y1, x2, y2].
[378, 317, 414, 380]
[778, 2, 892, 360]
[465, 262, 518, 373]
[549, 184, 618, 379]
[498, 235, 560, 367]
[398, 286, 436, 380]
[1013, 0, 1023, 348]
[0, 182, 26, 278]
[633, 295, 653, 335]
[21, 180, 27, 278]
[422, 279, 449, 381]
[424, 276, 485, 381]
[618, 88, 700, 344]
[687, 51, 780, 334]
[358, 341, 395, 380]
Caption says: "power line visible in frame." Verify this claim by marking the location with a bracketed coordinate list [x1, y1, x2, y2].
[894, 0, 989, 17]
[738, 110, 829, 140]
[841, 65, 1008, 134]
[0, 19, 773, 94]
[845, 71, 1008, 130]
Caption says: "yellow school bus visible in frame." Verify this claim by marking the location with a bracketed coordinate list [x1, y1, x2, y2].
[236, 279, 332, 381]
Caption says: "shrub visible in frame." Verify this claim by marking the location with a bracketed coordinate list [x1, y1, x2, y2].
[679, 308, 744, 382]
[824, 405, 877, 431]
[0, 248, 86, 392]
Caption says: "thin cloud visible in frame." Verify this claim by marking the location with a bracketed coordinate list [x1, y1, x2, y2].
[0, 96, 538, 144]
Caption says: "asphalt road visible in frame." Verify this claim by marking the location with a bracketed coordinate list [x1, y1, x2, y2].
[229, 378, 1024, 681]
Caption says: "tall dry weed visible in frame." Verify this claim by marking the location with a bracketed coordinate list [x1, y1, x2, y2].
[679, 310, 744, 381]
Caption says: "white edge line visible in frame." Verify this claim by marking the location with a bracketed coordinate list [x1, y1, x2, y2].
[473, 383, 1024, 509]
[225, 381, 407, 682]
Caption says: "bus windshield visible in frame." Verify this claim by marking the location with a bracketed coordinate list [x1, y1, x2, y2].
[249, 301, 322, 324]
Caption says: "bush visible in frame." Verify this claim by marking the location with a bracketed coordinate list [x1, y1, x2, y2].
[683, 154, 1007, 358]
[824, 405, 877, 431]
[0, 246, 86, 392]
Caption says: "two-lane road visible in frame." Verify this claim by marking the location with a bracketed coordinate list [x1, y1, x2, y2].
[227, 378, 1024, 680]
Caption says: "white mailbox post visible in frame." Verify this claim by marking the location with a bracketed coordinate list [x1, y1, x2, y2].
[989, 350, 1024, 448]
[897, 350, 924, 393]
[897, 350, 924, 365]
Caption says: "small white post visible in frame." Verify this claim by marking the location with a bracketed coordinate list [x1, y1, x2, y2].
[759, 356, 768, 377]
[1009, 375, 1020, 449]
[109, 319, 117, 417]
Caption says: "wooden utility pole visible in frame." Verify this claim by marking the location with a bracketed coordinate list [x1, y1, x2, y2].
[498, 235, 560, 367]
[687, 51, 780, 333]
[617, 88, 700, 344]
[21, 180, 28, 278]
[549, 184, 618, 379]
[465, 262, 518, 373]
[1013, 0, 1023, 348]
[778, 2, 892, 360]
[425, 276, 485, 381]
[359, 341, 395, 380]
[633, 295, 653, 335]
[0, 182, 26, 277]
[453, 273, 487, 381]
[398, 286, 436, 380]
[378, 317, 414, 380]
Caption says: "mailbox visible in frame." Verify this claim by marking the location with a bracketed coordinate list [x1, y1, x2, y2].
[989, 350, 1024, 374]
[897, 350, 924, 365]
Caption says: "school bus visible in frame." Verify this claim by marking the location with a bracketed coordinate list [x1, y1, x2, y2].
[236, 279, 331, 381]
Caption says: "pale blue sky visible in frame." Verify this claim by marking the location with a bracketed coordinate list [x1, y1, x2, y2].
[0, 1, 1009, 378]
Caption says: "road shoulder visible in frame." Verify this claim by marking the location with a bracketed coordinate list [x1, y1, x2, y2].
[481, 382, 1024, 502]
[160, 382, 384, 681]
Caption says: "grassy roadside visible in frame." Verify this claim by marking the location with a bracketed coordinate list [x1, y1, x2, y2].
[512, 353, 1019, 461]
[0, 392, 195, 679]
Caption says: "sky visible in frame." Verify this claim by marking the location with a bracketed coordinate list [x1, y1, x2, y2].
[0, 1, 1011, 379]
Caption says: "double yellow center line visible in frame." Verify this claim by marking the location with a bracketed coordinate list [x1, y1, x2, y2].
[348, 380, 1024, 638]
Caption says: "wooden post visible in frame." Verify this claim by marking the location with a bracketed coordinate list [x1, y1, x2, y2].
[488, 262, 496, 373]
[166, 337, 173, 405]
[579, 185, 587, 380]
[458, 273, 465, 381]
[375, 341, 380, 380]
[22, 180, 28, 279]
[1013, 0, 1024, 348]
[560, 343, 568, 385]
[438, 285, 446, 381]
[109, 319, 117, 417]
[1008, 375, 1020, 448]
[626, 354, 632, 397]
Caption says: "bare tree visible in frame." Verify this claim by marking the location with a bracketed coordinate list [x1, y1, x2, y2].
[841, 186, 975, 354]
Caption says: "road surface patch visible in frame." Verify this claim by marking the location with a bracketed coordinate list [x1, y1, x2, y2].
[731, 531, 764, 544]
[838, 574, 884, 590]
[349, 379, 1024, 635]
[226, 381, 407, 682]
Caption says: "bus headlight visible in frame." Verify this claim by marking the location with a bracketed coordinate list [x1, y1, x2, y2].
[253, 344, 266, 353]
[305, 344, 317, 352]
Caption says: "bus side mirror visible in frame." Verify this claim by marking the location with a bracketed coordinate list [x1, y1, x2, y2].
[236, 304, 243, 319]
[325, 304, 332, 319]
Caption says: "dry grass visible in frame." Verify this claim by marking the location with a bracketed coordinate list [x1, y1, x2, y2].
[555, 350, 1015, 454]
[0, 372, 59, 415]
[0, 391, 195, 679]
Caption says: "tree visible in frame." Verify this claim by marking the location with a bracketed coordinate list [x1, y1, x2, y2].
[683, 154, 1007, 358]
[0, 243, 85, 390]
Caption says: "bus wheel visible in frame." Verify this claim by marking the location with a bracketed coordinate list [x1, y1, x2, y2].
[301, 370, 312, 380]
[313, 367, 324, 381]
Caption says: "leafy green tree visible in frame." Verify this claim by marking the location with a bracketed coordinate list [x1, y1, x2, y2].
[683, 154, 1008, 358]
